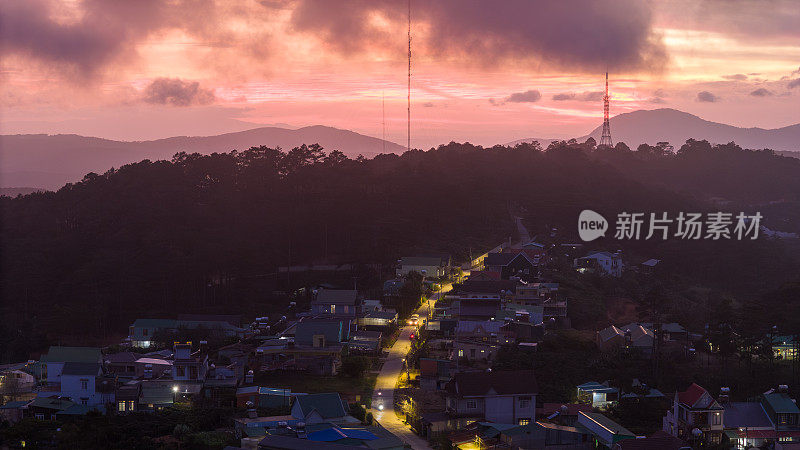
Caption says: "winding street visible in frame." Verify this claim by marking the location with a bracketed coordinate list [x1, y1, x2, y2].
[371, 284, 451, 450]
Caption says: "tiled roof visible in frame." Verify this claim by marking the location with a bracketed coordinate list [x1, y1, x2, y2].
[400, 256, 445, 267]
[616, 430, 686, 449]
[447, 370, 538, 397]
[293, 392, 348, 419]
[763, 392, 800, 414]
[61, 362, 101, 376]
[41, 346, 101, 364]
[724, 402, 773, 428]
[677, 383, 708, 407]
[313, 289, 359, 305]
[132, 318, 177, 328]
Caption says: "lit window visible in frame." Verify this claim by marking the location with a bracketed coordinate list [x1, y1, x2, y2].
[118, 402, 126, 412]
[518, 418, 530, 426]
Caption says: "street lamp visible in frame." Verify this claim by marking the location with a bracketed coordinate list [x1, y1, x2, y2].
[172, 385, 179, 404]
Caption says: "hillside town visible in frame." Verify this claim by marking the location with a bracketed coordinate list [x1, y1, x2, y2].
[2, 226, 799, 450]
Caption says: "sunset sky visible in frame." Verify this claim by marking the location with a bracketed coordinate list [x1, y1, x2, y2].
[2, 0, 799, 148]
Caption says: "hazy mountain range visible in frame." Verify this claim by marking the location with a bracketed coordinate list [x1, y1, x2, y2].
[2, 108, 799, 190]
[0, 125, 406, 190]
[509, 108, 800, 153]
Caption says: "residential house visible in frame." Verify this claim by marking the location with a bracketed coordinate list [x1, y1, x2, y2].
[38, 346, 102, 385]
[0, 400, 29, 424]
[597, 324, 655, 354]
[578, 411, 636, 448]
[59, 362, 114, 408]
[0, 369, 36, 403]
[311, 289, 361, 318]
[236, 387, 294, 409]
[138, 381, 175, 412]
[134, 358, 173, 379]
[483, 253, 538, 280]
[515, 282, 567, 318]
[663, 383, 725, 445]
[177, 314, 243, 328]
[115, 380, 141, 413]
[455, 299, 502, 321]
[27, 397, 80, 421]
[356, 311, 397, 329]
[596, 326, 626, 351]
[612, 430, 687, 450]
[295, 318, 349, 347]
[773, 335, 798, 360]
[453, 340, 501, 363]
[445, 369, 538, 425]
[537, 403, 593, 427]
[396, 255, 450, 278]
[361, 299, 382, 313]
[574, 251, 624, 277]
[382, 279, 404, 300]
[498, 421, 591, 449]
[290, 392, 354, 425]
[128, 319, 178, 348]
[500, 321, 545, 343]
[349, 331, 382, 354]
[104, 352, 138, 378]
[419, 358, 452, 391]
[577, 382, 619, 408]
[495, 303, 544, 325]
[172, 342, 209, 382]
[639, 259, 660, 275]
[455, 320, 504, 342]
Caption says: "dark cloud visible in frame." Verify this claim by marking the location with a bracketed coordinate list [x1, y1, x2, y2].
[696, 91, 720, 102]
[0, 0, 265, 82]
[506, 90, 542, 103]
[648, 97, 667, 104]
[289, 0, 667, 72]
[422, 102, 434, 107]
[142, 78, 216, 106]
[749, 88, 773, 97]
[551, 91, 604, 101]
[722, 74, 747, 81]
[788, 79, 800, 89]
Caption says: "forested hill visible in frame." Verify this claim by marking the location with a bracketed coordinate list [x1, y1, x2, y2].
[2, 139, 800, 360]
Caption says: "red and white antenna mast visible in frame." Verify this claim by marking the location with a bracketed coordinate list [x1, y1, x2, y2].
[599, 71, 613, 147]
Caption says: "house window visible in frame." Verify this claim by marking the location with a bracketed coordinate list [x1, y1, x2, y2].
[80, 398, 88, 406]
[518, 418, 530, 426]
[712, 412, 721, 425]
[344, 305, 349, 314]
[35, 413, 44, 420]
[331, 305, 336, 314]
[458, 349, 464, 357]
[143, 328, 149, 336]
[466, 400, 477, 409]
[176, 366, 186, 377]
[519, 397, 531, 408]
[127, 401, 134, 411]
[80, 379, 88, 390]
[118, 402, 126, 412]
[50, 414, 57, 421]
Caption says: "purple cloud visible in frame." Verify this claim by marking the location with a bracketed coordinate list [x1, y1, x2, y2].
[142, 78, 216, 107]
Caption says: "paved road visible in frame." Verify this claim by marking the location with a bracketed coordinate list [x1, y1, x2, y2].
[372, 284, 451, 450]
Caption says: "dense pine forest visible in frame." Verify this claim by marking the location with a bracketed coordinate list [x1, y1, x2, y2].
[2, 139, 800, 362]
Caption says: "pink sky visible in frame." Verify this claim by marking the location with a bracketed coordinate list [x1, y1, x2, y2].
[1, 0, 799, 149]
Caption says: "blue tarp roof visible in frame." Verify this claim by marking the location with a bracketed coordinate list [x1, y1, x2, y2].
[307, 427, 378, 442]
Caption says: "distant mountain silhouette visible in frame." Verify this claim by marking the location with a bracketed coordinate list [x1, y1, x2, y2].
[508, 108, 800, 154]
[0, 126, 406, 189]
[582, 108, 800, 152]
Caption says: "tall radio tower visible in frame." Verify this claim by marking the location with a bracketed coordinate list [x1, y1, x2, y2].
[407, 0, 412, 152]
[599, 71, 613, 147]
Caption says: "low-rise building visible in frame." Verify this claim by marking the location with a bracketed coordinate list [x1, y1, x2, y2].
[574, 251, 623, 277]
[578, 411, 636, 448]
[662, 383, 724, 445]
[311, 289, 361, 318]
[445, 369, 538, 425]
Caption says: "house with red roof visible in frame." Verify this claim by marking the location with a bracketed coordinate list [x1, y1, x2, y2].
[662, 383, 725, 445]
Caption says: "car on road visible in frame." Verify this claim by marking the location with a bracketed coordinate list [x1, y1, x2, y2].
[407, 314, 419, 326]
